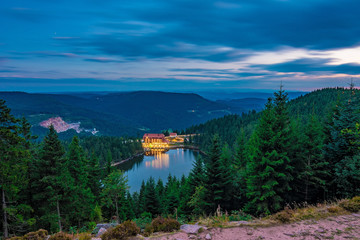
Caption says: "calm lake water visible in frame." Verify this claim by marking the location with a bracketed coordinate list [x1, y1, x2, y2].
[117, 148, 199, 193]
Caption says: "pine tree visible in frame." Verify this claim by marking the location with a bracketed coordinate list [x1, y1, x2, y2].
[219, 144, 235, 210]
[144, 177, 160, 217]
[203, 135, 224, 213]
[188, 156, 205, 193]
[324, 86, 360, 198]
[0, 100, 31, 238]
[31, 126, 66, 232]
[101, 170, 128, 223]
[245, 92, 293, 216]
[300, 115, 328, 202]
[233, 130, 248, 209]
[65, 136, 95, 227]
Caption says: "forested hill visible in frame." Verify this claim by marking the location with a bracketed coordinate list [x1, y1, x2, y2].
[0, 91, 233, 139]
[186, 87, 360, 150]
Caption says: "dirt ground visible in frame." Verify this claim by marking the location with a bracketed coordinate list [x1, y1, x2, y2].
[151, 213, 360, 240]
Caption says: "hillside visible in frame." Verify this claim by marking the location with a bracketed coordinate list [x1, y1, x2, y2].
[186, 87, 360, 150]
[0, 91, 237, 139]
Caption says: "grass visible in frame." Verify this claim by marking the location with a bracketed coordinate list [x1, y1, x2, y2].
[193, 197, 358, 229]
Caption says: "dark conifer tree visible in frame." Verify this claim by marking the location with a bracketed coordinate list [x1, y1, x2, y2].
[245, 92, 293, 215]
[0, 100, 31, 238]
[65, 136, 95, 227]
[144, 177, 160, 217]
[31, 126, 66, 232]
[203, 135, 224, 213]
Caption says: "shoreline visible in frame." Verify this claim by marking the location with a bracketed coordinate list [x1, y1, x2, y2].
[111, 145, 205, 167]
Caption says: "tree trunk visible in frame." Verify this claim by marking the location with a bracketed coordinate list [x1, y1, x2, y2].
[56, 199, 62, 232]
[305, 157, 310, 202]
[2, 189, 8, 239]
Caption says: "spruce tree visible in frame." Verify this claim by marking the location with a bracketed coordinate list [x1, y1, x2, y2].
[233, 130, 248, 209]
[245, 92, 293, 216]
[300, 115, 328, 202]
[101, 170, 128, 223]
[188, 156, 205, 193]
[324, 86, 360, 198]
[0, 100, 31, 238]
[144, 177, 160, 216]
[65, 136, 95, 226]
[31, 126, 66, 232]
[203, 135, 224, 213]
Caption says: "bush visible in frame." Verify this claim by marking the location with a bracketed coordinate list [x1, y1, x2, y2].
[327, 206, 341, 213]
[9, 229, 49, 240]
[340, 196, 360, 213]
[77, 233, 91, 240]
[48, 232, 73, 240]
[8, 237, 24, 240]
[145, 217, 180, 235]
[229, 210, 252, 221]
[134, 212, 152, 229]
[273, 208, 294, 223]
[101, 221, 140, 240]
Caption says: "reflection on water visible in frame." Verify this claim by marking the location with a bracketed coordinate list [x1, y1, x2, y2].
[117, 148, 198, 192]
[145, 151, 170, 169]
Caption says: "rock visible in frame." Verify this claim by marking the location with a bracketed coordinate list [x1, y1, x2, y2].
[93, 223, 117, 236]
[180, 224, 207, 234]
[232, 221, 250, 226]
[205, 233, 211, 240]
[95, 227, 107, 237]
[95, 223, 116, 230]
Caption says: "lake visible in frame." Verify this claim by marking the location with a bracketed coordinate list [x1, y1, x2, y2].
[117, 148, 199, 192]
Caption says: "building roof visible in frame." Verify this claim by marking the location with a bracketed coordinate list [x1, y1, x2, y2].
[143, 133, 165, 138]
[169, 133, 177, 136]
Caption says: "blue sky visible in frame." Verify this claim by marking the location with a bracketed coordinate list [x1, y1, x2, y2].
[1, 0, 360, 92]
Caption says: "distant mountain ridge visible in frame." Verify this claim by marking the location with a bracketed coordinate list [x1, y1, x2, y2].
[0, 91, 264, 139]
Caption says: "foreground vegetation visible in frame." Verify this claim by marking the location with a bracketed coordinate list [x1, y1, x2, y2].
[1, 86, 360, 239]
[7, 196, 360, 240]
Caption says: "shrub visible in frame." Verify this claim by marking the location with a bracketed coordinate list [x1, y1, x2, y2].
[339, 196, 360, 213]
[327, 206, 341, 213]
[133, 212, 152, 229]
[273, 208, 294, 223]
[8, 229, 48, 240]
[101, 221, 140, 240]
[24, 229, 48, 240]
[8, 237, 24, 240]
[77, 233, 91, 240]
[229, 210, 252, 221]
[48, 232, 73, 240]
[148, 217, 180, 233]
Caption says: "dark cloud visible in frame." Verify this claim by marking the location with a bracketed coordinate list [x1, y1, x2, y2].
[67, 0, 360, 62]
[264, 58, 360, 75]
[83, 57, 122, 63]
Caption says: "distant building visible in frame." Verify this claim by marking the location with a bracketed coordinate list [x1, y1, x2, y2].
[143, 133, 169, 144]
[169, 132, 177, 138]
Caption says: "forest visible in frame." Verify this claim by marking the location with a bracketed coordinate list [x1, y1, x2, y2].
[0, 86, 359, 239]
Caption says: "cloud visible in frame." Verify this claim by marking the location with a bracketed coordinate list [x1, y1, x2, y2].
[4, 7, 49, 23]
[52, 0, 360, 63]
[83, 57, 123, 63]
[264, 58, 360, 75]
[52, 37, 80, 40]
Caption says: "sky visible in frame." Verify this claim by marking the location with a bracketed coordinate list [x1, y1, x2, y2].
[1, 0, 360, 92]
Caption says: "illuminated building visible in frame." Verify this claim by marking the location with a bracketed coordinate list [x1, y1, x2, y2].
[142, 133, 169, 150]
